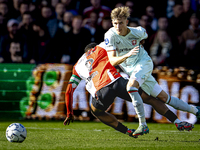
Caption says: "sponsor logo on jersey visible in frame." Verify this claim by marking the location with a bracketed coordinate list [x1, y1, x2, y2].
[116, 41, 120, 44]
[132, 40, 137, 45]
[105, 38, 109, 45]
[85, 58, 94, 72]
[118, 48, 132, 52]
[128, 37, 139, 40]
[87, 71, 98, 82]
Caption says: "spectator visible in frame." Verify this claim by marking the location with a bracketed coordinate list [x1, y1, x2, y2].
[18, 11, 33, 32]
[29, 1, 40, 20]
[114, 2, 124, 8]
[139, 14, 155, 38]
[179, 13, 200, 68]
[157, 16, 169, 31]
[62, 11, 73, 33]
[149, 16, 172, 46]
[38, 5, 54, 27]
[16, 1, 29, 22]
[61, 15, 92, 64]
[149, 29, 173, 67]
[100, 16, 112, 33]
[10, 0, 23, 18]
[4, 40, 24, 63]
[128, 18, 139, 27]
[145, 5, 158, 31]
[18, 11, 35, 62]
[83, 0, 111, 25]
[0, 19, 29, 63]
[166, 0, 175, 18]
[51, 0, 59, 9]
[31, 21, 56, 64]
[47, 2, 66, 38]
[182, 0, 194, 26]
[0, 12, 7, 37]
[168, 1, 188, 41]
[139, 14, 155, 52]
[125, 0, 138, 19]
[0, 2, 11, 23]
[61, 0, 78, 15]
[82, 11, 103, 43]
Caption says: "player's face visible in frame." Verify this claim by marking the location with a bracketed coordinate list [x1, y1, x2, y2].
[112, 18, 128, 36]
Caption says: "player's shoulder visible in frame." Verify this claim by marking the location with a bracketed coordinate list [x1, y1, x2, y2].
[98, 42, 106, 49]
[128, 26, 147, 38]
[128, 26, 145, 32]
[105, 27, 116, 36]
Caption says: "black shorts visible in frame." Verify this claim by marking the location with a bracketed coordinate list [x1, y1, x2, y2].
[92, 77, 132, 111]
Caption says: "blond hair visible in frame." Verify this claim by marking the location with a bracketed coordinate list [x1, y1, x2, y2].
[111, 6, 130, 20]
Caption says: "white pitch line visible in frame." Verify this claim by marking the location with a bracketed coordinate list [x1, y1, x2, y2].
[24, 127, 200, 134]
[26, 127, 105, 132]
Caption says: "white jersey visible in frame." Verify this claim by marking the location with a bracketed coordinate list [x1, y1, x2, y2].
[104, 26, 152, 75]
[104, 26, 162, 96]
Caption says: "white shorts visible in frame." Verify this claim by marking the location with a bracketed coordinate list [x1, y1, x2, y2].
[150, 83, 163, 97]
[122, 58, 162, 96]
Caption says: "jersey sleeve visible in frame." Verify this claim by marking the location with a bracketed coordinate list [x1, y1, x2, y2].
[65, 68, 82, 117]
[132, 26, 148, 41]
[104, 30, 116, 51]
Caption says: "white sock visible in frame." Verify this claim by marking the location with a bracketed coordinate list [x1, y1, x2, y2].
[174, 118, 182, 124]
[167, 95, 198, 115]
[127, 86, 146, 126]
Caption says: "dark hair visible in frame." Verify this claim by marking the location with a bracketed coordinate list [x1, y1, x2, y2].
[102, 16, 111, 21]
[32, 20, 46, 30]
[19, 1, 30, 7]
[84, 43, 98, 52]
[10, 39, 23, 51]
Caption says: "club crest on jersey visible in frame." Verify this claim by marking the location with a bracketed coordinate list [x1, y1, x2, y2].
[132, 40, 137, 45]
[105, 38, 109, 45]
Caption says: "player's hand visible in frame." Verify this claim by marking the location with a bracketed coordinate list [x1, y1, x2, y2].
[63, 115, 74, 125]
[126, 46, 139, 57]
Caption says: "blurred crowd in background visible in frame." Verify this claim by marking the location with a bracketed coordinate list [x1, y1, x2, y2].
[0, 0, 200, 69]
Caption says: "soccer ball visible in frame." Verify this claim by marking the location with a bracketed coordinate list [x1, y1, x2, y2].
[6, 123, 27, 143]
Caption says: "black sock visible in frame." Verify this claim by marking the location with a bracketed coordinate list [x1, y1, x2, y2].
[114, 122, 128, 134]
[164, 110, 178, 123]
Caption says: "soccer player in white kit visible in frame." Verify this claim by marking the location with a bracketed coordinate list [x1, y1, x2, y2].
[104, 6, 200, 137]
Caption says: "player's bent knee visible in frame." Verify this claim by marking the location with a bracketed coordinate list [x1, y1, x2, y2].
[91, 108, 105, 116]
[157, 90, 169, 103]
[126, 80, 139, 89]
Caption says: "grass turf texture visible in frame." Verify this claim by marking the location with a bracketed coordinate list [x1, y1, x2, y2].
[0, 121, 200, 150]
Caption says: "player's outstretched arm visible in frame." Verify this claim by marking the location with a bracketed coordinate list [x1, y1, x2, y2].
[107, 46, 139, 66]
[63, 74, 80, 126]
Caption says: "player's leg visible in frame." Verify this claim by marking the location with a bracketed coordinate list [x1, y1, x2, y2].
[115, 76, 148, 137]
[90, 103, 135, 137]
[140, 89, 194, 131]
[127, 79, 147, 126]
[153, 83, 200, 119]
[126, 79, 149, 137]
[117, 78, 177, 123]
[91, 84, 136, 137]
[125, 61, 155, 137]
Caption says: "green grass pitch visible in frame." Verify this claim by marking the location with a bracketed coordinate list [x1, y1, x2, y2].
[1, 121, 200, 150]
